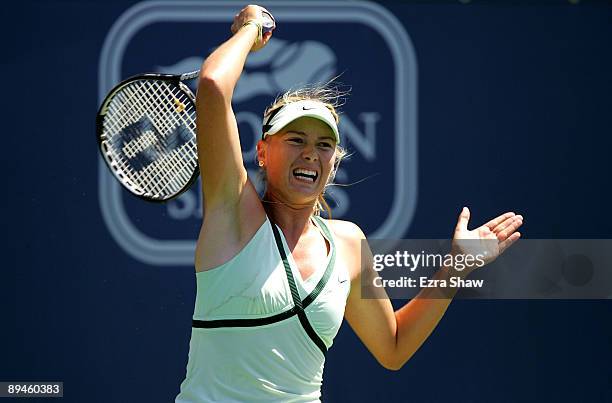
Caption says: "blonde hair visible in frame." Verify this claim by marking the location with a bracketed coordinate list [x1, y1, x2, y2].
[260, 83, 350, 218]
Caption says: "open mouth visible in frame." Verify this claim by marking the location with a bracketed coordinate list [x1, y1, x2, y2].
[292, 168, 318, 183]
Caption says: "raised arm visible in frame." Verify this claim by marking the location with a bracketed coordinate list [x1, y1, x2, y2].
[344, 209, 523, 370]
[196, 5, 272, 206]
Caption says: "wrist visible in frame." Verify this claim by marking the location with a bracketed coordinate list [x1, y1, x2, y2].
[240, 20, 263, 44]
[440, 262, 473, 280]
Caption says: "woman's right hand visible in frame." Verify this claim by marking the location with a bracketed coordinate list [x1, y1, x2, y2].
[230, 5, 274, 52]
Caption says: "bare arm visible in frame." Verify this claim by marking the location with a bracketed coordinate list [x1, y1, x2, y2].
[345, 245, 459, 370]
[196, 5, 272, 206]
[344, 209, 523, 370]
[194, 6, 273, 271]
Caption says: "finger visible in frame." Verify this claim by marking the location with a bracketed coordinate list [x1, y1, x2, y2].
[497, 217, 524, 242]
[231, 14, 241, 33]
[499, 231, 521, 254]
[244, 4, 262, 19]
[492, 214, 522, 235]
[262, 31, 272, 44]
[485, 212, 515, 231]
[455, 207, 471, 232]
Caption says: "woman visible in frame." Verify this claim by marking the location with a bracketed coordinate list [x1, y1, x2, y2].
[176, 5, 523, 402]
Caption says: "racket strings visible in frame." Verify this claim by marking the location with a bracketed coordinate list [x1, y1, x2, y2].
[144, 81, 197, 192]
[124, 81, 187, 194]
[101, 79, 197, 199]
[105, 80, 196, 193]
[106, 84, 164, 192]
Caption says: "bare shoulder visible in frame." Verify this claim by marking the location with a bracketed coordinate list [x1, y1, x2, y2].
[195, 178, 266, 272]
[324, 218, 366, 241]
[323, 218, 367, 280]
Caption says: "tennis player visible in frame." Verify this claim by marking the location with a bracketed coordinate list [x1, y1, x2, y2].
[175, 5, 523, 402]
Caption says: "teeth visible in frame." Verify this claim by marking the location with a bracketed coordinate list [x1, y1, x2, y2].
[293, 168, 317, 182]
[294, 168, 317, 177]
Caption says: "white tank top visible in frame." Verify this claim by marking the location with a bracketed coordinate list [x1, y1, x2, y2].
[176, 215, 351, 402]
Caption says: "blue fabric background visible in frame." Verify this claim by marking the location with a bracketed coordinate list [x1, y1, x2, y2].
[2, 1, 611, 402]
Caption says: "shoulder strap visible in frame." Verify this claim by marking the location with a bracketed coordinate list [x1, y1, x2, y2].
[302, 216, 337, 308]
[270, 222, 303, 310]
[270, 221, 327, 357]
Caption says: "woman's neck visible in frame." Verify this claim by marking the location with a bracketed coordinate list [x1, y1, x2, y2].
[262, 193, 317, 245]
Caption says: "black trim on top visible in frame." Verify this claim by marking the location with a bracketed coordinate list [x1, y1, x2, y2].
[192, 306, 298, 328]
[270, 222, 327, 356]
[191, 217, 335, 357]
[302, 216, 336, 308]
[297, 310, 328, 355]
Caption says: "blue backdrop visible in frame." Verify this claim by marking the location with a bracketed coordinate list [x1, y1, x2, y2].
[3, 1, 612, 402]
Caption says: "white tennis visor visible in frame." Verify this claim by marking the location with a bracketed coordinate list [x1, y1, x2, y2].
[261, 100, 340, 144]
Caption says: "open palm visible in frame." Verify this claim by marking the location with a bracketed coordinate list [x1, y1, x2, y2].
[452, 207, 523, 269]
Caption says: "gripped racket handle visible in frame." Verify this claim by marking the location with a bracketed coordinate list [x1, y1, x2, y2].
[262, 10, 275, 33]
[180, 10, 275, 82]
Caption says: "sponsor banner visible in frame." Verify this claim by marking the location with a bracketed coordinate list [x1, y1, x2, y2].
[98, 1, 417, 265]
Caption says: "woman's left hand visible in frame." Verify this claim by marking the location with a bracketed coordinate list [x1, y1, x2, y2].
[450, 207, 523, 275]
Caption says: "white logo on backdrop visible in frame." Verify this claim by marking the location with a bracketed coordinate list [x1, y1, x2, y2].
[98, 1, 418, 266]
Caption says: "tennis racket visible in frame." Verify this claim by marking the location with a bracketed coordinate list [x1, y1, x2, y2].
[96, 11, 275, 202]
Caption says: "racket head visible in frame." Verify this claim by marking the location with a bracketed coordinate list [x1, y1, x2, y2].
[96, 73, 199, 203]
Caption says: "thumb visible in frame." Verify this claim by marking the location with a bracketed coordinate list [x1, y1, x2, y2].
[455, 206, 471, 232]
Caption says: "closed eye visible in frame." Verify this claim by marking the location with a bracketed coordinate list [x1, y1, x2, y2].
[287, 137, 304, 144]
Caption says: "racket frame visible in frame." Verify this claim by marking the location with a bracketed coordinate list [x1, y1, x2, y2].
[96, 9, 275, 202]
[96, 73, 200, 203]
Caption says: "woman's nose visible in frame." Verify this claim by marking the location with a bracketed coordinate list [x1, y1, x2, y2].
[302, 146, 318, 161]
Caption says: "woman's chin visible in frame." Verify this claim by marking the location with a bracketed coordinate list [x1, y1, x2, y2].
[287, 177, 321, 200]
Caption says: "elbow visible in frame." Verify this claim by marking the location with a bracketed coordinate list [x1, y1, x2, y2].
[197, 74, 229, 99]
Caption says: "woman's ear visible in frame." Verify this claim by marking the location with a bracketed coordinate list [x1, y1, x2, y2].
[256, 139, 266, 166]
